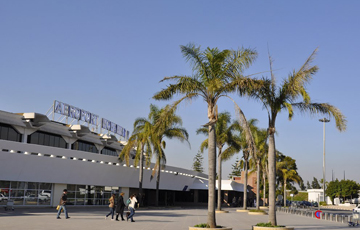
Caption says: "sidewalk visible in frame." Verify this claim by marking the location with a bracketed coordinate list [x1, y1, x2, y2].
[0, 207, 350, 230]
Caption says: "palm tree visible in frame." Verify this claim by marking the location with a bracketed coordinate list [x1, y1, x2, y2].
[276, 156, 302, 207]
[250, 49, 347, 225]
[153, 43, 258, 227]
[247, 120, 268, 209]
[119, 110, 155, 204]
[196, 112, 240, 211]
[234, 118, 260, 210]
[149, 105, 189, 206]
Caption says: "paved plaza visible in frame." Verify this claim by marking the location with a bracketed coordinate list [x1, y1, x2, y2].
[0, 207, 351, 230]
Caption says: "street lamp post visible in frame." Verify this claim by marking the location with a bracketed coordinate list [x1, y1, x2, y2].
[319, 118, 330, 202]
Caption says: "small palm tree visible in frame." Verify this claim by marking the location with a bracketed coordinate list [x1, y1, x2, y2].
[150, 105, 189, 206]
[119, 110, 155, 202]
[196, 112, 240, 211]
[276, 156, 302, 207]
[153, 43, 258, 227]
[250, 49, 347, 225]
[247, 120, 268, 209]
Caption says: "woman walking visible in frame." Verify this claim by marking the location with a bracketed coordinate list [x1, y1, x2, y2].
[115, 192, 125, 221]
[127, 194, 137, 222]
[105, 194, 116, 220]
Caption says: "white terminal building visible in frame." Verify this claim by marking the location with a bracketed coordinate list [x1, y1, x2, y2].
[0, 101, 245, 207]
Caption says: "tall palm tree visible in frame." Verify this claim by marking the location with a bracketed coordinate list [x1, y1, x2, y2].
[149, 105, 189, 206]
[153, 43, 258, 228]
[119, 111, 154, 203]
[196, 112, 240, 211]
[276, 156, 302, 207]
[250, 49, 347, 225]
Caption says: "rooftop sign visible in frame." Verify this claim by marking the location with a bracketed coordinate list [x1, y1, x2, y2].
[53, 100, 129, 139]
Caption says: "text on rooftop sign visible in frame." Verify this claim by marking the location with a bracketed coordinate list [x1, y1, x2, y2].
[53, 100, 129, 139]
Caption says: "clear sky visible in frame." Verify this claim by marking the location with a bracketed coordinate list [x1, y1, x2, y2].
[1, 1, 359, 184]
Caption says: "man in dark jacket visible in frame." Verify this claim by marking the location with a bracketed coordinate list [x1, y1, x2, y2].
[57, 189, 70, 219]
[115, 192, 125, 221]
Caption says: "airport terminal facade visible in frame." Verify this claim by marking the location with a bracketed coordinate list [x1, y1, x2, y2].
[0, 101, 244, 207]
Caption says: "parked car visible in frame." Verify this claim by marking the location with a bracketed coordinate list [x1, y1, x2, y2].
[312, 202, 318, 207]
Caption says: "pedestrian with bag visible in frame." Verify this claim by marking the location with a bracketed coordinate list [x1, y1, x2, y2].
[127, 194, 137, 222]
[56, 189, 70, 219]
[115, 192, 125, 221]
[105, 193, 116, 220]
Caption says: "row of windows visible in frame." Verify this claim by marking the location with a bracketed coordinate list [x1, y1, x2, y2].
[72, 140, 98, 153]
[28, 131, 67, 149]
[0, 123, 22, 142]
[0, 181, 52, 206]
[0, 123, 119, 155]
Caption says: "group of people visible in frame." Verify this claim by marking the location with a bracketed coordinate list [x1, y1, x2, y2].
[56, 189, 138, 222]
[105, 193, 138, 222]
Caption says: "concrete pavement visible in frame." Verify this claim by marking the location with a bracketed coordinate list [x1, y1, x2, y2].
[0, 207, 351, 230]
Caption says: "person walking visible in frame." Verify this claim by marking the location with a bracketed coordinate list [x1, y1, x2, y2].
[127, 194, 137, 222]
[105, 193, 116, 220]
[56, 189, 70, 219]
[115, 192, 125, 221]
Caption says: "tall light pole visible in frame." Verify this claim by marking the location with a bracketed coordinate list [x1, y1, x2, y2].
[319, 118, 330, 202]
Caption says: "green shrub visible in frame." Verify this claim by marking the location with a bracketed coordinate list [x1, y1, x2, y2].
[194, 223, 223, 228]
[249, 209, 266, 213]
[255, 222, 285, 227]
[319, 201, 327, 206]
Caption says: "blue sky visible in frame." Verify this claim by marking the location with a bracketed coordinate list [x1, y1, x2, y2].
[1, 1, 359, 184]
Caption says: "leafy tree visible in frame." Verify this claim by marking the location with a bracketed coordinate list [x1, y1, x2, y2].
[229, 157, 242, 179]
[312, 177, 321, 189]
[299, 180, 306, 191]
[153, 43, 258, 228]
[249, 49, 347, 225]
[307, 181, 312, 189]
[197, 112, 241, 211]
[192, 151, 204, 173]
[340, 180, 359, 200]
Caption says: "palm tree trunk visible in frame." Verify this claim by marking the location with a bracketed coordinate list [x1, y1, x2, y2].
[207, 124, 217, 228]
[156, 157, 160, 207]
[243, 158, 248, 210]
[268, 127, 277, 226]
[284, 180, 287, 207]
[256, 160, 260, 209]
[139, 144, 144, 206]
[217, 153, 222, 211]
[263, 175, 266, 207]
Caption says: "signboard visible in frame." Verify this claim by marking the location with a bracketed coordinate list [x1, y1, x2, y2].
[101, 118, 129, 139]
[54, 100, 99, 125]
[53, 100, 129, 139]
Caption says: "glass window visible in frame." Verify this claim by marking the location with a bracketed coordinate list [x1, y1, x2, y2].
[0, 126, 8, 140]
[28, 131, 67, 149]
[30, 132, 38, 144]
[38, 133, 44, 145]
[27, 182, 38, 190]
[0, 181, 10, 188]
[11, 181, 26, 189]
[67, 184, 76, 191]
[72, 140, 98, 153]
[101, 147, 117, 156]
[49, 135, 54, 147]
[39, 183, 52, 190]
[0, 124, 21, 142]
